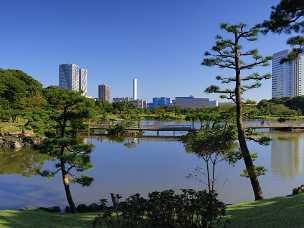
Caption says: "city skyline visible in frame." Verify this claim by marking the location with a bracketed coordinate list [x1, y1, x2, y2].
[0, 0, 291, 102]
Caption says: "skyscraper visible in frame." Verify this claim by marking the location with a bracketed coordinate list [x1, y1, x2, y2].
[272, 50, 304, 98]
[133, 78, 138, 100]
[79, 68, 88, 96]
[98, 84, 111, 102]
[59, 64, 88, 96]
[59, 64, 79, 91]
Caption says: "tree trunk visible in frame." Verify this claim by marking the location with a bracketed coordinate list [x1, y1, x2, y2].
[59, 108, 77, 212]
[235, 48, 263, 200]
[61, 160, 77, 213]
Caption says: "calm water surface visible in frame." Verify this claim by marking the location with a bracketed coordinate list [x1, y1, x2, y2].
[1, 122, 304, 209]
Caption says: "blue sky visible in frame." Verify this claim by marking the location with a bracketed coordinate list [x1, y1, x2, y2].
[0, 0, 290, 101]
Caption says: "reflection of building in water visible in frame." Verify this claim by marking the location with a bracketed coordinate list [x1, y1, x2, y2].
[271, 133, 303, 177]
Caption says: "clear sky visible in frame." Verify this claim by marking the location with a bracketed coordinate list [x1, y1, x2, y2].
[0, 0, 291, 101]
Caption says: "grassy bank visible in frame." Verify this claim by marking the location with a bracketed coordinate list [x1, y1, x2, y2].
[227, 193, 304, 227]
[0, 210, 98, 228]
[1, 193, 304, 227]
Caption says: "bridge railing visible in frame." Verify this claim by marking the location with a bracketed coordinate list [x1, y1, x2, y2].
[244, 120, 304, 128]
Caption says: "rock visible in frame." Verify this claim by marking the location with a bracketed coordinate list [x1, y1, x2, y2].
[12, 141, 23, 149]
[0, 133, 42, 149]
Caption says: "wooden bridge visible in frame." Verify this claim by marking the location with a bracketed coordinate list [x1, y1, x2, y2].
[244, 120, 304, 130]
[89, 120, 304, 135]
[89, 124, 193, 136]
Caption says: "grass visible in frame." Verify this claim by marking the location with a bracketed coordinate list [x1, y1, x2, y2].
[226, 193, 304, 228]
[0, 121, 23, 133]
[0, 210, 98, 228]
[1, 194, 304, 227]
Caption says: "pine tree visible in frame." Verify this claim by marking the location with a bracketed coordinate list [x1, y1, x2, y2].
[202, 23, 271, 200]
[262, 0, 304, 61]
[38, 87, 95, 213]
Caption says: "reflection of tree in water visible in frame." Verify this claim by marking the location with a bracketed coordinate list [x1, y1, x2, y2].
[0, 148, 48, 176]
[271, 132, 303, 177]
[123, 138, 139, 149]
[92, 135, 140, 149]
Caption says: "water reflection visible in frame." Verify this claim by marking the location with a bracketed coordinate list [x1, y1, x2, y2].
[0, 148, 48, 176]
[271, 132, 303, 177]
[4, 129, 304, 209]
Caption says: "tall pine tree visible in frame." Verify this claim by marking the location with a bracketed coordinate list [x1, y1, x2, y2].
[202, 23, 271, 200]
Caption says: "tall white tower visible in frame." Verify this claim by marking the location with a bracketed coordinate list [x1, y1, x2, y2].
[133, 78, 138, 100]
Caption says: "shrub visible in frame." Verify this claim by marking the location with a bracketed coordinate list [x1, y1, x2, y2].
[93, 189, 227, 228]
[107, 124, 126, 136]
[292, 185, 304, 195]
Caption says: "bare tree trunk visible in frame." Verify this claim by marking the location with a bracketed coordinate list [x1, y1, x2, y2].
[205, 159, 211, 193]
[61, 160, 77, 213]
[235, 48, 263, 200]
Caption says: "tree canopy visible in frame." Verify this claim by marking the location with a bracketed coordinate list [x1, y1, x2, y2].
[262, 0, 304, 60]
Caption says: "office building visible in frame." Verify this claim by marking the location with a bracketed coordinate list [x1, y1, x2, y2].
[272, 50, 304, 98]
[133, 78, 138, 100]
[130, 99, 147, 109]
[98, 84, 111, 102]
[113, 97, 147, 109]
[79, 68, 88, 96]
[113, 97, 132, 103]
[174, 96, 218, 109]
[59, 64, 88, 96]
[150, 97, 171, 108]
[59, 64, 80, 91]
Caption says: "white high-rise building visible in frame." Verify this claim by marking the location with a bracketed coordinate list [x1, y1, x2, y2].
[79, 68, 88, 96]
[133, 78, 138, 100]
[59, 64, 88, 96]
[272, 50, 304, 98]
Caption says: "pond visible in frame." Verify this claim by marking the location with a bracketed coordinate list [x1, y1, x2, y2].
[1, 121, 304, 209]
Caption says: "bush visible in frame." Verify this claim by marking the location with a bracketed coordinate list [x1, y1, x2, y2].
[292, 185, 304, 195]
[93, 189, 227, 228]
[107, 124, 126, 136]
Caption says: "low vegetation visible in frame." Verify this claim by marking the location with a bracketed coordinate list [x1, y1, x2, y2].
[2, 193, 304, 228]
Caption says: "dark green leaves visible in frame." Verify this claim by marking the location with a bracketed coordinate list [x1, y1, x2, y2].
[72, 175, 94, 187]
[262, 0, 304, 61]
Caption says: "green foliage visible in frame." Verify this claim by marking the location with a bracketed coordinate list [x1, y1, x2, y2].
[2, 194, 304, 228]
[93, 189, 226, 228]
[262, 0, 304, 61]
[0, 148, 48, 176]
[38, 86, 95, 212]
[203, 23, 271, 102]
[0, 69, 43, 122]
[257, 97, 301, 116]
[240, 166, 267, 178]
[182, 126, 237, 159]
[202, 23, 270, 200]
[182, 113, 238, 192]
[107, 121, 130, 136]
